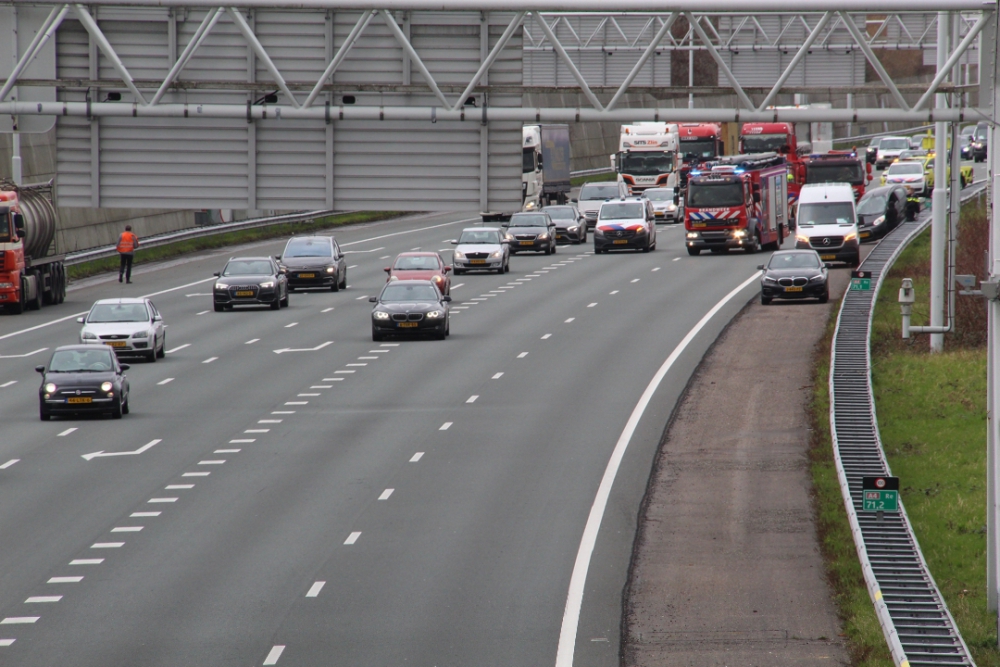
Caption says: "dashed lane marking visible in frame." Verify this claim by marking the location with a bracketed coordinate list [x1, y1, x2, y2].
[492, 372, 503, 379]
[368, 350, 389, 353]
[631, 279, 640, 283]
[298, 393, 320, 397]
[0, 639, 15, 646]
[230, 438, 255, 443]
[90, 543, 124, 549]
[306, 582, 326, 598]
[165, 484, 194, 489]
[410, 452, 424, 462]
[517, 352, 529, 358]
[466, 395, 478, 404]
[259, 419, 282, 423]
[541, 334, 552, 339]
[285, 322, 298, 328]
[381, 343, 400, 347]
[355, 295, 368, 300]
[565, 318, 575, 323]
[379, 489, 394, 500]
[158, 378, 174, 385]
[0, 459, 19, 469]
[132, 511, 162, 516]
[25, 596, 61, 603]
[245, 428, 269, 432]
[652, 267, 661, 272]
[202, 357, 218, 364]
[358, 356, 378, 360]
[272, 410, 296, 414]
[0, 618, 38, 625]
[609, 290, 619, 295]
[196, 310, 210, 315]
[439, 422, 452, 430]
[344, 532, 361, 545]
[263, 645, 286, 666]
[322, 307, 334, 313]
[285, 401, 308, 405]
[215, 449, 240, 454]
[348, 265, 358, 269]
[245, 338, 260, 344]
[452, 283, 464, 289]
[57, 428, 77, 437]
[588, 303, 598, 307]
[148, 498, 178, 503]
[69, 559, 103, 565]
[0, 381, 16, 388]
[673, 257, 681, 261]
[48, 577, 82, 583]
[198, 460, 225, 465]
[334, 370, 355, 374]
[346, 363, 367, 367]
[182, 472, 209, 477]
[322, 378, 345, 382]
[166, 344, 190, 354]
[111, 527, 143, 532]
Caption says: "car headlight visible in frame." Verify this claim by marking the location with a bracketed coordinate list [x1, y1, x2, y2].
[538, 233, 549, 240]
[796, 234, 810, 243]
[81, 331, 97, 340]
[686, 232, 698, 239]
[259, 281, 275, 289]
[426, 310, 443, 319]
[373, 311, 390, 320]
[809, 274, 826, 283]
[101, 381, 113, 392]
[44, 383, 57, 393]
[131, 330, 148, 338]
[454, 251, 465, 259]
[633, 226, 646, 234]
[762, 276, 778, 285]
[215, 282, 227, 291]
[594, 228, 605, 237]
[489, 250, 502, 259]
[524, 201, 537, 210]
[431, 275, 444, 283]
[872, 215, 885, 226]
[568, 225, 578, 232]
[732, 230, 746, 238]
[844, 232, 858, 242]
[326, 266, 336, 274]
[388, 275, 399, 281]
[667, 203, 677, 211]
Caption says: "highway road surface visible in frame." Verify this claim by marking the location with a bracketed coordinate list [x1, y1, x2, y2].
[0, 211, 777, 666]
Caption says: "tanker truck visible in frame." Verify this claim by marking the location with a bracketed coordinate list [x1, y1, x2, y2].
[0, 179, 66, 313]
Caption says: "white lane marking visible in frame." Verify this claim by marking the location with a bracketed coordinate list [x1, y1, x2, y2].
[517, 352, 528, 358]
[609, 290, 619, 295]
[537, 270, 550, 273]
[274, 341, 333, 354]
[263, 645, 286, 666]
[57, 428, 77, 437]
[322, 378, 345, 382]
[111, 526, 143, 532]
[272, 410, 296, 414]
[0, 459, 19, 470]
[70, 559, 103, 565]
[460, 302, 478, 306]
[439, 422, 452, 430]
[381, 343, 400, 347]
[322, 307, 335, 313]
[554, 270, 761, 667]
[245, 338, 260, 344]
[334, 370, 354, 374]
[166, 343, 191, 354]
[587, 302, 597, 308]
[489, 290, 505, 294]
[157, 378, 174, 385]
[470, 298, 488, 301]
[25, 596, 61, 603]
[380, 255, 391, 259]
[298, 393, 320, 397]
[516, 278, 531, 282]
[344, 532, 361, 545]
[348, 264, 358, 269]
[355, 295, 368, 300]
[148, 498, 178, 503]
[182, 472, 210, 477]
[285, 322, 298, 328]
[202, 356, 218, 364]
[131, 511, 162, 516]
[452, 283, 465, 289]
[246, 428, 270, 432]
[541, 334, 552, 340]
[410, 452, 424, 462]
[306, 581, 326, 598]
[0, 347, 47, 359]
[410, 246, 421, 250]
[184, 293, 212, 297]
[343, 246, 385, 255]
[492, 372, 503, 379]
[285, 401, 308, 405]
[526, 274, 541, 277]
[91, 543, 124, 548]
[0, 618, 38, 624]
[565, 317, 575, 323]
[346, 363, 367, 367]
[166, 484, 195, 489]
[82, 439, 161, 462]
[0, 380, 16, 388]
[197, 310, 210, 315]
[379, 489, 394, 500]
[673, 257, 681, 262]
[199, 460, 225, 465]
[0, 639, 15, 646]
[368, 349, 389, 353]
[466, 395, 478, 404]
[631, 279, 640, 283]
[358, 356, 378, 360]
[453, 306, 469, 310]
[48, 577, 83, 583]
[215, 449, 240, 454]
[259, 419, 282, 423]
[652, 267, 661, 272]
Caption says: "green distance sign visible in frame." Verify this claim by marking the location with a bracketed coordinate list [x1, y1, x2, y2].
[850, 270, 873, 291]
[863, 489, 899, 512]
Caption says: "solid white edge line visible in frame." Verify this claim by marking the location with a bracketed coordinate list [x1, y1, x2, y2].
[554, 270, 761, 667]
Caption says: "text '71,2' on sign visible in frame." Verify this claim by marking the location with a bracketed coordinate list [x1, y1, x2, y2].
[862, 475, 899, 512]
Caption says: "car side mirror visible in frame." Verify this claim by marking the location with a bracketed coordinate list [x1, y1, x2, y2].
[120, 364, 130, 371]
[443, 266, 452, 273]
[443, 295, 452, 302]
[752, 192, 761, 204]
[570, 198, 578, 203]
[274, 255, 281, 261]
[35, 365, 45, 373]
[76, 316, 85, 323]
[153, 314, 163, 322]
[756, 264, 765, 270]
[500, 240, 510, 245]
[673, 195, 680, 205]
[213, 272, 220, 277]
[824, 263, 833, 269]
[383, 267, 391, 274]
[449, 240, 458, 245]
[12, 212, 25, 235]
[368, 296, 377, 303]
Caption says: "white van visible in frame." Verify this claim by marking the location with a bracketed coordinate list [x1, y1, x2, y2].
[794, 183, 860, 267]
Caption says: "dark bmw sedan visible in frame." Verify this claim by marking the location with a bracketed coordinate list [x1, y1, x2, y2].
[369, 280, 452, 341]
[759, 249, 829, 305]
[213, 257, 289, 311]
[37, 345, 130, 420]
[277, 235, 347, 291]
[504, 212, 558, 254]
[856, 185, 909, 242]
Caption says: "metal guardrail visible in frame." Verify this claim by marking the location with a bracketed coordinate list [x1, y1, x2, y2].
[62, 209, 340, 266]
[570, 166, 614, 178]
[829, 186, 985, 667]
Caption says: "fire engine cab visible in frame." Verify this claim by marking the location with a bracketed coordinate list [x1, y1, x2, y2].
[684, 153, 789, 256]
[676, 123, 723, 187]
[740, 122, 804, 223]
[801, 150, 872, 201]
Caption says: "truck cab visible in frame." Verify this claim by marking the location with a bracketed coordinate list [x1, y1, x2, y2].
[802, 151, 872, 201]
[522, 124, 571, 210]
[614, 123, 678, 194]
[794, 183, 860, 267]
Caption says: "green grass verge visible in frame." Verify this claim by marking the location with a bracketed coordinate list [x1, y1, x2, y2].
[570, 171, 616, 187]
[809, 303, 895, 667]
[66, 211, 403, 282]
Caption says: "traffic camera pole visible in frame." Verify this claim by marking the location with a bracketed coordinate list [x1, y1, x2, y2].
[930, 11, 949, 353]
[988, 7, 1000, 616]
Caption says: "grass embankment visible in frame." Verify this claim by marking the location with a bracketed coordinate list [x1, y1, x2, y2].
[67, 211, 402, 281]
[570, 171, 615, 187]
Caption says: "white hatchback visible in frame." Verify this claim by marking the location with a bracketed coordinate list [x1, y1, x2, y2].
[78, 298, 167, 362]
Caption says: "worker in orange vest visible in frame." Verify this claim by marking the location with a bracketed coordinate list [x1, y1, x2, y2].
[116, 225, 139, 283]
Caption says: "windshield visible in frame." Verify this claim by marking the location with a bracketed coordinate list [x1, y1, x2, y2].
[458, 230, 500, 244]
[599, 203, 645, 220]
[393, 255, 439, 270]
[619, 151, 674, 176]
[508, 214, 549, 227]
[522, 148, 535, 174]
[886, 163, 923, 176]
[976, 126, 989, 141]
[87, 303, 149, 323]
[768, 253, 821, 270]
[868, 138, 882, 147]
[48, 349, 114, 372]
[741, 134, 787, 152]
[798, 202, 855, 226]
[0, 208, 12, 243]
[543, 207, 575, 220]
[687, 182, 743, 208]
[380, 284, 440, 302]
[880, 139, 909, 151]
[224, 260, 274, 276]
[643, 189, 672, 202]
[856, 194, 888, 215]
[579, 184, 620, 201]
[283, 238, 332, 258]
[679, 139, 717, 160]
[805, 163, 864, 186]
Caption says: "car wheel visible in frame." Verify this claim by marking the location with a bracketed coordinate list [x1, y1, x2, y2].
[453, 268, 464, 275]
[761, 295, 772, 305]
[122, 395, 130, 415]
[147, 348, 157, 363]
[270, 296, 280, 310]
[435, 325, 446, 340]
[340, 269, 347, 289]
[111, 396, 123, 419]
[331, 275, 340, 292]
[744, 234, 761, 254]
[551, 244, 557, 255]
[642, 240, 650, 253]
[157, 336, 166, 358]
[819, 290, 830, 304]
[214, 304, 224, 312]
[39, 406, 50, 421]
[594, 248, 603, 254]
[852, 253, 861, 268]
[504, 259, 510, 273]
[280, 290, 289, 308]
[445, 318, 451, 336]
[687, 247, 700, 256]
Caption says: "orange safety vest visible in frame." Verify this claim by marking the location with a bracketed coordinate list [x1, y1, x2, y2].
[116, 231, 138, 254]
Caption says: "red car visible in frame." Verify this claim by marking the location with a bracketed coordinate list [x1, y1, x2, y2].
[384, 252, 452, 295]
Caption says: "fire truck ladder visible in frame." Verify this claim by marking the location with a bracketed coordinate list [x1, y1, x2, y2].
[829, 216, 975, 667]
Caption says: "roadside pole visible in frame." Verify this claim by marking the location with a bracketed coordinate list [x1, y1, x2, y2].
[930, 11, 949, 352]
[988, 5, 1000, 617]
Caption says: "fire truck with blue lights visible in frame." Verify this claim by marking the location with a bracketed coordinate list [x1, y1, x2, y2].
[683, 153, 789, 256]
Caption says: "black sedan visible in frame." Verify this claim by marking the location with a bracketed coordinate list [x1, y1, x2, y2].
[542, 205, 587, 244]
[370, 280, 451, 341]
[277, 235, 348, 292]
[213, 257, 289, 311]
[37, 345, 130, 420]
[857, 185, 909, 242]
[503, 212, 558, 254]
[759, 250, 829, 305]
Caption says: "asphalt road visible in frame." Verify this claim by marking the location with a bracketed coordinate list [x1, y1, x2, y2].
[0, 211, 804, 666]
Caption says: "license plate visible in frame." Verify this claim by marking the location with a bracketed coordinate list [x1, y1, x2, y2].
[398, 322, 418, 328]
[298, 273, 315, 279]
[860, 231, 871, 238]
[785, 286, 803, 292]
[692, 223, 706, 228]
[613, 240, 629, 245]
[654, 212, 664, 217]
[820, 254, 836, 260]
[556, 235, 563, 239]
[235, 290, 254, 297]
[519, 241, 533, 246]
[470, 259, 486, 265]
[106, 341, 127, 348]
[67, 396, 92, 404]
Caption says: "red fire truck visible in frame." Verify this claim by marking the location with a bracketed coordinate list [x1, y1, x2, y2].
[676, 123, 723, 186]
[801, 150, 872, 200]
[683, 153, 789, 256]
[740, 122, 803, 223]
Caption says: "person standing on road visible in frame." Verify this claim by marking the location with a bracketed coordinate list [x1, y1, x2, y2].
[117, 225, 139, 283]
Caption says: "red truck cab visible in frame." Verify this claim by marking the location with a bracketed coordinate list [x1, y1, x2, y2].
[741, 122, 804, 224]
[0, 192, 27, 310]
[801, 150, 872, 200]
[676, 123, 723, 187]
